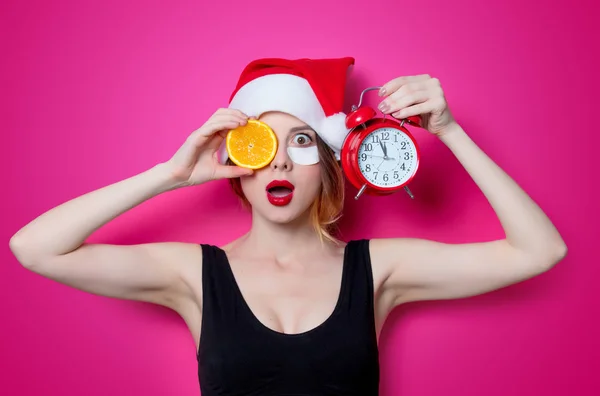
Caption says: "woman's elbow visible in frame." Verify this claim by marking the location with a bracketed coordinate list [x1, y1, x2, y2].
[9, 234, 44, 269]
[539, 240, 568, 270]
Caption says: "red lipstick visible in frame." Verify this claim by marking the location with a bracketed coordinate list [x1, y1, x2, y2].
[266, 180, 295, 206]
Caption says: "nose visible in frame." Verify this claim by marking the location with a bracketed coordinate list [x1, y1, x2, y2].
[270, 145, 293, 171]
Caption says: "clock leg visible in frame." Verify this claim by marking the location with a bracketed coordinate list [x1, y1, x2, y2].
[355, 184, 368, 200]
[404, 186, 414, 199]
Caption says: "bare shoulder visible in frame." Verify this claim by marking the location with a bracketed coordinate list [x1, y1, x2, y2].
[151, 241, 205, 297]
[368, 237, 411, 273]
[155, 241, 206, 319]
[141, 241, 207, 317]
[364, 238, 405, 302]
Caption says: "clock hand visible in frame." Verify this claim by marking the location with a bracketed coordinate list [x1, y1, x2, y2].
[383, 142, 387, 157]
[367, 154, 396, 160]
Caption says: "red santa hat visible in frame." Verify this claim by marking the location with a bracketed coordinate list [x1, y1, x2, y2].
[218, 57, 355, 164]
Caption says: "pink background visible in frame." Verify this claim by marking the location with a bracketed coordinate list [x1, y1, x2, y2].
[2, 0, 598, 395]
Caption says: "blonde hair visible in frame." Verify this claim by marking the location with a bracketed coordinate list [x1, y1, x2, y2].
[228, 135, 345, 245]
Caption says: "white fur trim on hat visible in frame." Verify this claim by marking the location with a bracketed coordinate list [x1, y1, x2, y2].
[218, 73, 349, 164]
[317, 112, 348, 160]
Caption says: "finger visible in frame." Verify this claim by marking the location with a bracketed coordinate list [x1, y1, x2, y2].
[391, 100, 435, 119]
[379, 88, 429, 115]
[215, 108, 249, 119]
[210, 113, 248, 126]
[196, 118, 244, 139]
[187, 121, 237, 152]
[205, 132, 226, 151]
[214, 164, 254, 179]
[214, 123, 239, 141]
[378, 74, 431, 97]
[198, 112, 254, 142]
[204, 119, 246, 151]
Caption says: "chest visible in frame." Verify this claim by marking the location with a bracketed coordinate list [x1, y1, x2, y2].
[197, 253, 381, 395]
[227, 256, 344, 336]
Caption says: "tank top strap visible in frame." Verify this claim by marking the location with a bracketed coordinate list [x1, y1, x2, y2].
[200, 243, 230, 303]
[199, 244, 240, 344]
[338, 239, 376, 324]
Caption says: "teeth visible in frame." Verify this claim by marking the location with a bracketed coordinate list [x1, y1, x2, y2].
[269, 187, 292, 197]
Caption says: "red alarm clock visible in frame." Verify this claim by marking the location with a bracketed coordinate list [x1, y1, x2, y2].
[341, 87, 422, 200]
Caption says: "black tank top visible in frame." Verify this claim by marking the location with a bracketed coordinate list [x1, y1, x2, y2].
[196, 239, 380, 396]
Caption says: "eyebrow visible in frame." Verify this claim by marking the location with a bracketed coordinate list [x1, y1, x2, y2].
[289, 126, 316, 134]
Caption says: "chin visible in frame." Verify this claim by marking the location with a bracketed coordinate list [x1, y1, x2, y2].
[262, 210, 305, 225]
[252, 196, 314, 225]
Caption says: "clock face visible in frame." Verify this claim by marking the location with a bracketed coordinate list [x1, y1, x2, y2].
[357, 127, 418, 188]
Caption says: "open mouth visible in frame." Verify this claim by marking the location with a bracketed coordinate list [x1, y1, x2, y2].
[266, 180, 295, 206]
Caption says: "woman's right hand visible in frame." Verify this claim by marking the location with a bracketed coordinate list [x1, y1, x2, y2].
[164, 108, 254, 187]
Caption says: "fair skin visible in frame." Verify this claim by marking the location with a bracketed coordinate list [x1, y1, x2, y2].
[9, 75, 567, 354]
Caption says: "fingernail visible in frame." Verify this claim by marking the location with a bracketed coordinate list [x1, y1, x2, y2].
[378, 87, 386, 96]
[378, 102, 389, 112]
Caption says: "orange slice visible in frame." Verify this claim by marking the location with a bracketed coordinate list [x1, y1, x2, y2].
[226, 119, 278, 169]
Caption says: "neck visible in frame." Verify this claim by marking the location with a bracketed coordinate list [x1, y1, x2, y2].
[241, 208, 328, 260]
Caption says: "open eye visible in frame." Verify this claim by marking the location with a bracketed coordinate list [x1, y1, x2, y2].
[291, 133, 313, 146]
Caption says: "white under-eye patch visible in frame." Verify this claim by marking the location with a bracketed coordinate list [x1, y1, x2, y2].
[287, 146, 320, 165]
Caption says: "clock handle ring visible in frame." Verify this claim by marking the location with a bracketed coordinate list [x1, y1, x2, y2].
[352, 86, 383, 111]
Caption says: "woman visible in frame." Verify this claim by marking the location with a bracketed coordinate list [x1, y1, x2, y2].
[9, 57, 567, 395]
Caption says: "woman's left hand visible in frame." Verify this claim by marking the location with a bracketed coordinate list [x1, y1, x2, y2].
[377, 74, 457, 137]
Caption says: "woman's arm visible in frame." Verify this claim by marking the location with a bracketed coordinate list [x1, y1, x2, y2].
[372, 122, 567, 304]
[11, 163, 178, 263]
[9, 108, 252, 311]
[370, 76, 567, 305]
[9, 163, 199, 311]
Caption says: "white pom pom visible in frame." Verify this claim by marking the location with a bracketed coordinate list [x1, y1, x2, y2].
[317, 112, 349, 159]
